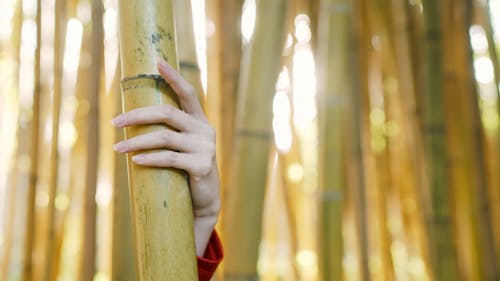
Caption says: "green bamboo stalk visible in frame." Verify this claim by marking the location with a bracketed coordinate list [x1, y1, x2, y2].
[223, 0, 288, 279]
[421, 1, 459, 279]
[117, 0, 197, 279]
[315, 0, 350, 280]
[22, 0, 42, 279]
[77, 0, 103, 280]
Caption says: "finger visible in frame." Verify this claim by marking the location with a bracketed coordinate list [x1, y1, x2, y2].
[132, 151, 212, 177]
[111, 104, 204, 133]
[113, 129, 197, 153]
[157, 59, 205, 120]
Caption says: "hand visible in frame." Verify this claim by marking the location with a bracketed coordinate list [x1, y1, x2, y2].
[111, 59, 220, 256]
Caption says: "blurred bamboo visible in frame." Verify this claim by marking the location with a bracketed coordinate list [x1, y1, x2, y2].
[77, 0, 103, 280]
[389, 0, 432, 272]
[43, 0, 67, 279]
[480, 0, 500, 269]
[349, 0, 373, 279]
[421, 0, 459, 280]
[443, 1, 498, 279]
[117, 0, 197, 279]
[0, 1, 23, 279]
[174, 0, 205, 106]
[224, 0, 288, 279]
[315, 0, 349, 279]
[22, 0, 42, 280]
[218, 0, 243, 227]
[109, 62, 136, 281]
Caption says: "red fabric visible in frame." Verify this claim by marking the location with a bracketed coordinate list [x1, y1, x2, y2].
[197, 231, 223, 281]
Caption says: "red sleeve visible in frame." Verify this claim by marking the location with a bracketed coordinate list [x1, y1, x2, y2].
[197, 230, 223, 281]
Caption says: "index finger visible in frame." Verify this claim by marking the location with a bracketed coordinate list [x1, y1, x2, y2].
[157, 59, 206, 120]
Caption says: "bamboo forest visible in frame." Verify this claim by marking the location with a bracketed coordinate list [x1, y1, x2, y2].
[1, 0, 500, 280]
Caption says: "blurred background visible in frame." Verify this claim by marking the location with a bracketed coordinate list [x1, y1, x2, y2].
[1, 0, 500, 280]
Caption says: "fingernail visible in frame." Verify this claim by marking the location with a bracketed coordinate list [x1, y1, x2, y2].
[132, 154, 145, 163]
[111, 115, 125, 127]
[113, 142, 126, 153]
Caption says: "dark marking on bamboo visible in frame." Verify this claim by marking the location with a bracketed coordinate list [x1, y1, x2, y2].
[424, 124, 446, 134]
[235, 129, 271, 139]
[163, 200, 167, 208]
[328, 3, 351, 14]
[425, 29, 441, 41]
[179, 61, 200, 71]
[121, 74, 166, 91]
[320, 190, 344, 202]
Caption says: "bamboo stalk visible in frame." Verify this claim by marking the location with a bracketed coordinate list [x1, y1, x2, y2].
[481, 1, 500, 270]
[315, 0, 350, 279]
[223, 0, 288, 279]
[451, 1, 498, 278]
[109, 62, 136, 281]
[420, 1, 460, 279]
[218, 0, 243, 235]
[43, 0, 67, 279]
[349, 0, 374, 280]
[117, 0, 197, 279]
[77, 0, 103, 280]
[388, 0, 434, 278]
[0, 1, 23, 279]
[174, 0, 205, 106]
[22, 0, 42, 279]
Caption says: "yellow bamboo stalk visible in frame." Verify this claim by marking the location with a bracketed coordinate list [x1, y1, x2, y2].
[109, 62, 136, 281]
[43, 0, 67, 279]
[0, 1, 23, 279]
[315, 0, 350, 279]
[117, 0, 197, 279]
[218, 0, 243, 232]
[174, 0, 205, 106]
[77, 0, 103, 280]
[447, 1, 498, 279]
[22, 0, 42, 280]
[349, 0, 374, 279]
[480, 0, 500, 270]
[223, 0, 288, 279]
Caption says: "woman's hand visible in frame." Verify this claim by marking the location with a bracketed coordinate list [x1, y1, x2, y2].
[111, 59, 220, 257]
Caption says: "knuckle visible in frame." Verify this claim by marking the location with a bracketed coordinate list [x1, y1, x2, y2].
[160, 130, 172, 144]
[160, 104, 173, 121]
[165, 151, 178, 165]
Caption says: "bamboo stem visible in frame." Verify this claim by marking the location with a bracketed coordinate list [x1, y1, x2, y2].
[421, 1, 459, 279]
[223, 0, 288, 279]
[22, 0, 42, 279]
[350, 0, 374, 279]
[43, 0, 67, 279]
[77, 0, 103, 280]
[117, 0, 197, 279]
[0, 0, 23, 279]
[315, 0, 350, 279]
[174, 0, 205, 106]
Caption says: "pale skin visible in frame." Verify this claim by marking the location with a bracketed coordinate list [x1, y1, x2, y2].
[111, 59, 220, 257]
